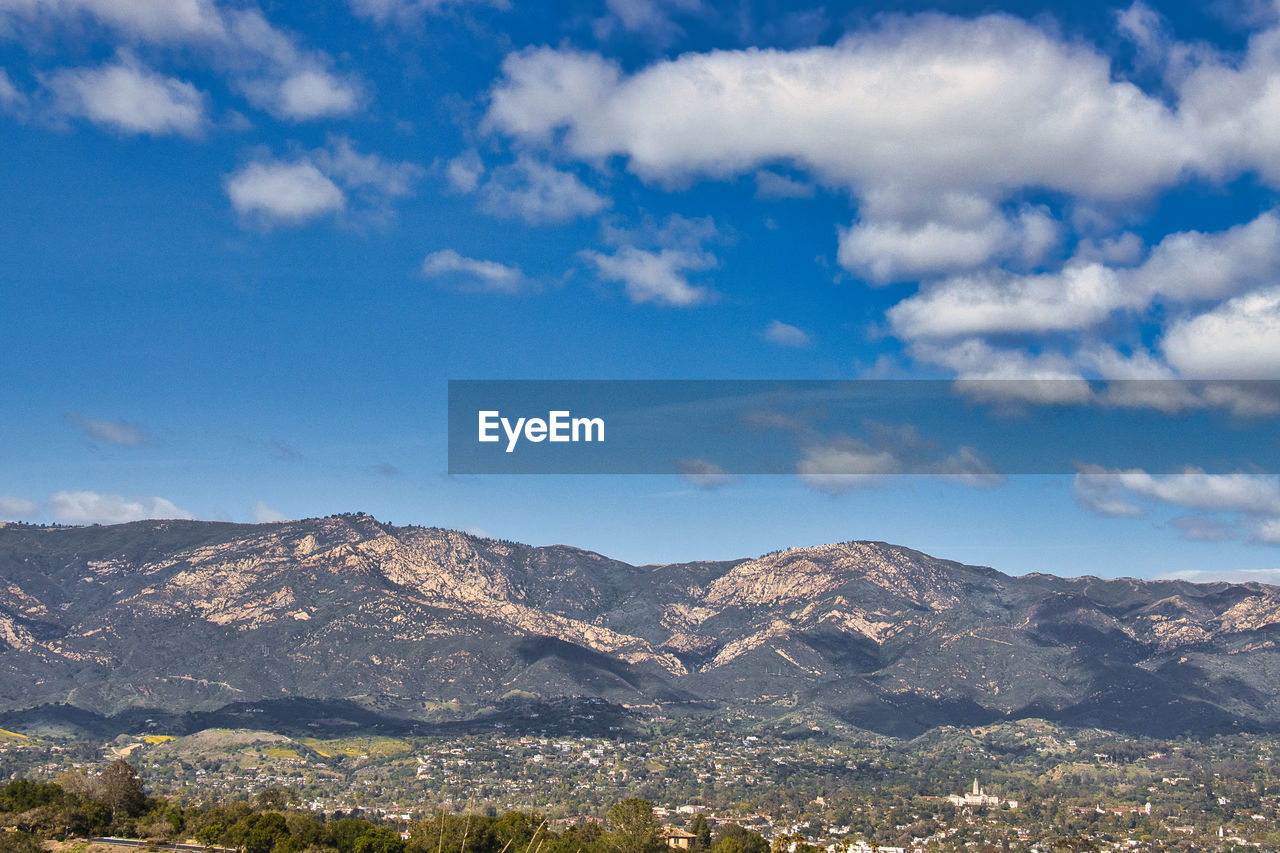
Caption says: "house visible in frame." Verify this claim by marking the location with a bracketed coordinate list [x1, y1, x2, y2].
[664, 829, 698, 850]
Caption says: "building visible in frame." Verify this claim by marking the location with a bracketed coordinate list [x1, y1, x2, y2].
[945, 778, 1018, 809]
[664, 829, 698, 850]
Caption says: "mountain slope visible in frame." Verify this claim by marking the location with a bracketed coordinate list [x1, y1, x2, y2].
[3, 515, 1280, 737]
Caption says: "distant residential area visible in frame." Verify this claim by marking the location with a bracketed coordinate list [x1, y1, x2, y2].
[4, 718, 1280, 852]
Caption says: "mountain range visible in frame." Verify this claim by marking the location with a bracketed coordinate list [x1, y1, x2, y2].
[2, 514, 1279, 738]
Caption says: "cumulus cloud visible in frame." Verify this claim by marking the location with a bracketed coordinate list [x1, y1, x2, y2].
[839, 200, 1059, 284]
[477, 156, 609, 224]
[46, 54, 205, 135]
[66, 413, 149, 447]
[889, 211, 1280, 341]
[486, 13, 1280, 200]
[1162, 286, 1280, 378]
[486, 19, 1192, 201]
[762, 320, 811, 348]
[225, 159, 345, 225]
[582, 245, 714, 306]
[48, 490, 195, 524]
[224, 138, 421, 227]
[421, 249, 525, 293]
[0, 495, 40, 520]
[479, 14, 1280, 390]
[266, 68, 359, 121]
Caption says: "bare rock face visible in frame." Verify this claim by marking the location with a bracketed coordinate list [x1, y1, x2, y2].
[3, 515, 1280, 737]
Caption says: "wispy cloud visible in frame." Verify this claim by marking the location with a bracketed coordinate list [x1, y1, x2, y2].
[2, 0, 364, 122]
[1155, 568, 1280, 585]
[797, 423, 1002, 495]
[676, 458, 739, 490]
[252, 500, 288, 522]
[1075, 465, 1280, 545]
[47, 490, 195, 524]
[66, 413, 150, 447]
[762, 320, 811, 348]
[476, 156, 609, 224]
[0, 495, 40, 521]
[421, 249, 525, 293]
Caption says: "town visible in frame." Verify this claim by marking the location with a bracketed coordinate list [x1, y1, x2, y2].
[4, 716, 1280, 851]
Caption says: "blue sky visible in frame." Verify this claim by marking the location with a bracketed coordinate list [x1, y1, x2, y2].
[6, 0, 1280, 580]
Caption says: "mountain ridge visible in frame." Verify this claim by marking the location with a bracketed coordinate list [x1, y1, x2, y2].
[2, 514, 1279, 737]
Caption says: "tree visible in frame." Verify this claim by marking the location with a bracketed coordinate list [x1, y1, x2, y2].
[608, 799, 661, 853]
[689, 815, 710, 853]
[257, 787, 294, 811]
[710, 826, 768, 853]
[99, 759, 147, 818]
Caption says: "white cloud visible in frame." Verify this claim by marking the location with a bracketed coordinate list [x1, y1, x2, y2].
[0, 0, 226, 42]
[269, 68, 360, 120]
[888, 211, 1280, 342]
[890, 262, 1130, 339]
[838, 199, 1060, 284]
[223, 8, 363, 120]
[478, 156, 609, 224]
[1, 1, 362, 122]
[224, 139, 421, 228]
[251, 500, 288, 523]
[1074, 465, 1280, 545]
[582, 246, 714, 306]
[762, 320, 811, 348]
[66, 413, 149, 447]
[46, 54, 205, 136]
[225, 159, 345, 225]
[487, 13, 1280, 203]
[48, 490, 195, 524]
[486, 18, 1191, 201]
[1163, 286, 1280, 378]
[912, 337, 1089, 384]
[420, 249, 524, 293]
[0, 495, 40, 520]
